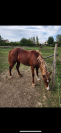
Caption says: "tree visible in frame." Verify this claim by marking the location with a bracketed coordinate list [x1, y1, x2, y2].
[0, 35, 3, 45]
[0, 35, 3, 42]
[27, 39, 32, 43]
[20, 38, 28, 43]
[33, 37, 35, 43]
[36, 36, 39, 44]
[47, 36, 54, 44]
[30, 37, 33, 42]
[56, 34, 61, 47]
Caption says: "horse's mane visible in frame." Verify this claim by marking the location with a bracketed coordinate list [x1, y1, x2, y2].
[36, 50, 48, 76]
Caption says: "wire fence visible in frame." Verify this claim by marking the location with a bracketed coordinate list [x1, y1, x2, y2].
[43, 53, 59, 59]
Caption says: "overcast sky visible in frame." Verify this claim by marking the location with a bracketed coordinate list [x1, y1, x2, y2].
[0, 25, 61, 43]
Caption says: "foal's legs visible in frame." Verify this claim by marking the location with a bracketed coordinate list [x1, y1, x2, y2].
[31, 66, 35, 87]
[36, 67, 40, 81]
[16, 61, 22, 77]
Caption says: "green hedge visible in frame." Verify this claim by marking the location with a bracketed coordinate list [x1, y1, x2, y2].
[0, 42, 36, 47]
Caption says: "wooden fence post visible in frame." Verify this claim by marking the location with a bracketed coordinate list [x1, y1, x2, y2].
[51, 43, 57, 90]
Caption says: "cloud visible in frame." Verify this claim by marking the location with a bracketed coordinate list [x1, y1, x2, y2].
[0, 26, 61, 43]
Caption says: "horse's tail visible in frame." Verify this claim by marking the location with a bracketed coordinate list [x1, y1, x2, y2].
[8, 50, 12, 65]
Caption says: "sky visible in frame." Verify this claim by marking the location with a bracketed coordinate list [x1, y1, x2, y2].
[0, 25, 61, 43]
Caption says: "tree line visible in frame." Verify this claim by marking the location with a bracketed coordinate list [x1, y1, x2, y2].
[47, 35, 61, 47]
[0, 35, 61, 47]
[0, 36, 39, 46]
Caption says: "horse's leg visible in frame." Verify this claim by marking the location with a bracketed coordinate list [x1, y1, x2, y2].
[9, 66, 12, 76]
[36, 67, 40, 81]
[9, 63, 15, 77]
[16, 61, 22, 77]
[31, 66, 35, 87]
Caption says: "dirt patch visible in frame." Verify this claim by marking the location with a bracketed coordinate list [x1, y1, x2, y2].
[0, 66, 45, 107]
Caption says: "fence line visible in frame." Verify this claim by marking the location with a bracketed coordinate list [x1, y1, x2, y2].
[51, 43, 57, 90]
[43, 53, 58, 59]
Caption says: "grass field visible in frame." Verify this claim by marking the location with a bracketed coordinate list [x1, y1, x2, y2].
[0, 46, 61, 107]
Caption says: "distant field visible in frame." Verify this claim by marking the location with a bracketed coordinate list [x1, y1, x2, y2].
[0, 46, 61, 107]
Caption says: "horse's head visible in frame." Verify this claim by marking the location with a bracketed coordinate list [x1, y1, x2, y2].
[42, 71, 52, 90]
[37, 55, 52, 90]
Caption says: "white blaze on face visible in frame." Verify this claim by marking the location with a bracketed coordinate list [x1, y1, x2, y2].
[47, 79, 49, 83]
[46, 84, 50, 90]
[46, 79, 50, 90]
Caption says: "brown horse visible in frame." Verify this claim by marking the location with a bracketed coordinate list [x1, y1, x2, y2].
[8, 47, 52, 90]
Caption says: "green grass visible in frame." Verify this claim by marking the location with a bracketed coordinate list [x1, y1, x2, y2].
[0, 46, 61, 107]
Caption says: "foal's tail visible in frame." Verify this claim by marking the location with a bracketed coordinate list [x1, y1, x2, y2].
[8, 50, 12, 65]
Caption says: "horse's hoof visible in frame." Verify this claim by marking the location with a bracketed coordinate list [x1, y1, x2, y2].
[37, 78, 40, 81]
[32, 83, 36, 87]
[19, 74, 22, 77]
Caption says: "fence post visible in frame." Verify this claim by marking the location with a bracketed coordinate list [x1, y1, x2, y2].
[51, 43, 57, 90]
